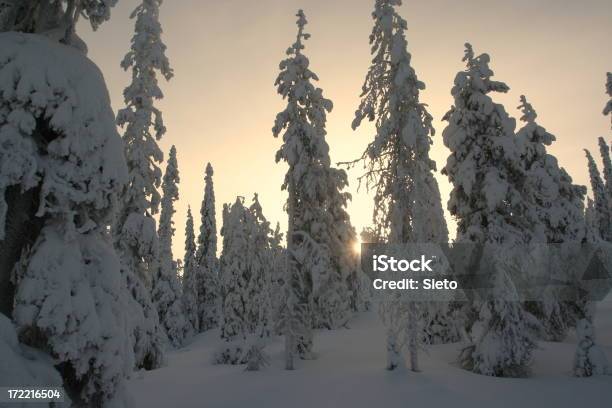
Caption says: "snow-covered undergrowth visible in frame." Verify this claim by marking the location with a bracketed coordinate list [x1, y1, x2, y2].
[0, 315, 68, 407]
[129, 301, 612, 408]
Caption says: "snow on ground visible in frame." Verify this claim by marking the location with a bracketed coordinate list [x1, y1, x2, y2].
[130, 301, 612, 408]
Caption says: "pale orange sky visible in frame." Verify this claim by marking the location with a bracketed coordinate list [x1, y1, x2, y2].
[79, 0, 612, 258]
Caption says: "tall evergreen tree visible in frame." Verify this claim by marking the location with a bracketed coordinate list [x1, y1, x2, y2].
[273, 9, 326, 367]
[349, 0, 449, 371]
[182, 207, 199, 335]
[219, 198, 249, 343]
[152, 145, 189, 347]
[273, 9, 351, 367]
[114, 0, 173, 370]
[195, 163, 219, 331]
[246, 194, 274, 338]
[0, 4, 132, 405]
[442, 43, 540, 377]
[516, 95, 587, 341]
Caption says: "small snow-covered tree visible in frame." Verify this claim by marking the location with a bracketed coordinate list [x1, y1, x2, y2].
[218, 196, 273, 341]
[348, 0, 450, 370]
[246, 194, 273, 338]
[584, 149, 611, 241]
[272, 9, 337, 368]
[442, 44, 540, 377]
[182, 207, 198, 335]
[516, 96, 587, 341]
[243, 194, 275, 370]
[114, 0, 173, 370]
[604, 72, 612, 128]
[195, 163, 219, 332]
[0, 30, 132, 405]
[217, 197, 250, 367]
[152, 145, 189, 347]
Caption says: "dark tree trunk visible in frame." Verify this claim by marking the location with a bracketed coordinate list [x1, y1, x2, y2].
[0, 184, 44, 318]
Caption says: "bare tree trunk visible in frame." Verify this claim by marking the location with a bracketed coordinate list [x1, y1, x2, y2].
[386, 327, 401, 370]
[0, 185, 43, 318]
[284, 179, 296, 370]
[407, 305, 420, 372]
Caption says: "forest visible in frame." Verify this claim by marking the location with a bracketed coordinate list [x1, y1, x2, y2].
[0, 1, 611, 407]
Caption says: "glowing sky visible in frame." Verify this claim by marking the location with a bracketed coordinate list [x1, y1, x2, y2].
[79, 0, 612, 258]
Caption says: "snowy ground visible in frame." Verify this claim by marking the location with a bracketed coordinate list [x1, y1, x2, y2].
[130, 301, 612, 408]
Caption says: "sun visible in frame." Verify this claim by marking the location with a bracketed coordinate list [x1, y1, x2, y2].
[352, 238, 362, 254]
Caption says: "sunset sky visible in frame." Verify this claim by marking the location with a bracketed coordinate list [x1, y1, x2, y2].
[79, 0, 612, 257]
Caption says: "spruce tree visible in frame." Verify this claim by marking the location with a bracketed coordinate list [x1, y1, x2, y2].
[182, 207, 199, 335]
[349, 0, 449, 371]
[114, 0, 173, 370]
[442, 43, 540, 377]
[584, 149, 611, 241]
[516, 96, 587, 341]
[272, 9, 337, 367]
[315, 167, 355, 330]
[195, 163, 219, 332]
[152, 145, 189, 347]
[219, 198, 249, 343]
[0, 4, 132, 405]
[246, 194, 273, 338]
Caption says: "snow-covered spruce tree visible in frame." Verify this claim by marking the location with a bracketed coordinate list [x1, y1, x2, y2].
[246, 194, 273, 338]
[604, 72, 612, 128]
[217, 197, 249, 363]
[243, 194, 274, 370]
[584, 149, 611, 241]
[314, 167, 354, 330]
[195, 163, 219, 332]
[216, 195, 275, 367]
[0, 9, 135, 406]
[516, 96, 587, 341]
[152, 145, 189, 347]
[114, 0, 173, 370]
[441, 43, 540, 377]
[273, 10, 340, 368]
[348, 0, 450, 371]
[182, 207, 199, 334]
